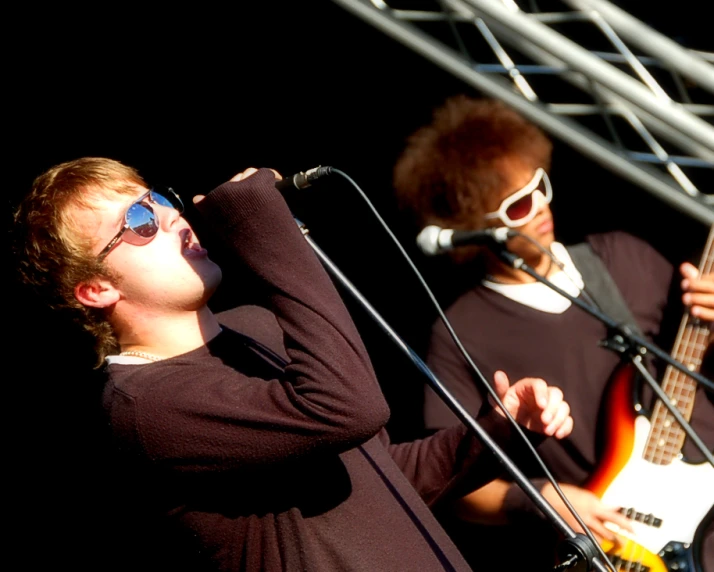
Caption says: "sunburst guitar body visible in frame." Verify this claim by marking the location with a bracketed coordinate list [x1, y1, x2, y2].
[585, 226, 714, 572]
[586, 363, 713, 572]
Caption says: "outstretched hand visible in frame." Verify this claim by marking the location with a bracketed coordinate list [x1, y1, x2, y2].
[490, 370, 573, 438]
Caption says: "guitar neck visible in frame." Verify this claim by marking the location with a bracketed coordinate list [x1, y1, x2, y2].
[645, 226, 714, 465]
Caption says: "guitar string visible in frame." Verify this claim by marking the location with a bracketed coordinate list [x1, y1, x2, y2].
[649, 257, 685, 462]
[665, 232, 713, 456]
[645, 229, 704, 463]
[622, 538, 633, 571]
[674, 237, 710, 460]
[650, 313, 686, 462]
[630, 536, 645, 571]
[651, 226, 713, 464]
[620, 533, 633, 571]
[652, 294, 698, 461]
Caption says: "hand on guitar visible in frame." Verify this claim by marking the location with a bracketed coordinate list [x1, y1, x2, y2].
[540, 482, 634, 544]
[491, 371, 574, 438]
[681, 262, 714, 323]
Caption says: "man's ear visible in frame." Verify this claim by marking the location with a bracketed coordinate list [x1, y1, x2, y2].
[74, 278, 120, 309]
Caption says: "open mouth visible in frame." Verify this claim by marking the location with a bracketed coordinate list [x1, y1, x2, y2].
[181, 229, 206, 256]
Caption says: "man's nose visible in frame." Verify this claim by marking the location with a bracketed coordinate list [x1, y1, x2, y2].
[153, 203, 181, 232]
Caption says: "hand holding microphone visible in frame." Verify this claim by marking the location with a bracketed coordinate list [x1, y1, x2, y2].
[275, 166, 333, 191]
[194, 166, 333, 205]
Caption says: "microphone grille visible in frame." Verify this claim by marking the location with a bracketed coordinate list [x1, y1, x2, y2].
[416, 225, 443, 256]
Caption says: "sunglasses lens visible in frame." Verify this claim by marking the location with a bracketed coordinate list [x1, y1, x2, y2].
[151, 188, 184, 212]
[505, 194, 534, 223]
[126, 203, 158, 239]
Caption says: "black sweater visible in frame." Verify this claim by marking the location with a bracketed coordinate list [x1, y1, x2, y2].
[103, 169, 525, 571]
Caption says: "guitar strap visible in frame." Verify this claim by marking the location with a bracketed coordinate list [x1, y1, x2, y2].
[567, 241, 661, 412]
[566, 241, 644, 339]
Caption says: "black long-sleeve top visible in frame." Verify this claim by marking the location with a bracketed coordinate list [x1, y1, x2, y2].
[102, 169, 526, 571]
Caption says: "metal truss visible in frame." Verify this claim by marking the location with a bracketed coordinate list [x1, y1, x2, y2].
[331, 0, 714, 225]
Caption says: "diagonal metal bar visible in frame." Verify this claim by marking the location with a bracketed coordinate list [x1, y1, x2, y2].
[456, 8, 714, 164]
[562, 0, 714, 93]
[454, 0, 714, 150]
[331, 0, 714, 224]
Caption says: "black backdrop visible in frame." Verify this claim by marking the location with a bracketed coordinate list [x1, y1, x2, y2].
[6, 2, 711, 568]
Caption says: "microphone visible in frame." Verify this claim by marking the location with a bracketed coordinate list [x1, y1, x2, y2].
[417, 225, 515, 255]
[275, 166, 333, 191]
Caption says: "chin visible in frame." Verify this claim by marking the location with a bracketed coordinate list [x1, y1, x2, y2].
[541, 232, 556, 248]
[203, 265, 223, 294]
[190, 258, 222, 299]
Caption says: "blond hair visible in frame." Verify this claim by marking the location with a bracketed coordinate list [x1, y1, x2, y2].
[13, 157, 147, 364]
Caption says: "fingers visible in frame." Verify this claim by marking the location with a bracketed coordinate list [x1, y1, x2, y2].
[538, 383, 563, 427]
[585, 507, 634, 545]
[512, 377, 561, 429]
[509, 376, 549, 410]
[543, 394, 571, 438]
[684, 290, 714, 321]
[229, 167, 283, 183]
[542, 484, 633, 545]
[194, 167, 284, 206]
[680, 263, 714, 321]
[581, 516, 617, 543]
[680, 261, 699, 280]
[489, 371, 512, 417]
[528, 377, 550, 410]
[598, 506, 635, 535]
[540, 386, 572, 438]
[496, 376, 572, 435]
[230, 167, 260, 182]
[492, 370, 510, 401]
[542, 483, 605, 538]
[491, 375, 571, 438]
[492, 372, 548, 410]
[554, 414, 573, 439]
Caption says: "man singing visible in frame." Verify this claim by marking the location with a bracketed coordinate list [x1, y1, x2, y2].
[13, 157, 573, 571]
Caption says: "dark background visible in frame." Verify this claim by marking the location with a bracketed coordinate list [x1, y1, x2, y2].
[6, 2, 711, 568]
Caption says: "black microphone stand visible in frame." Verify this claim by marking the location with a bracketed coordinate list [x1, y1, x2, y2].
[486, 239, 714, 467]
[296, 219, 610, 572]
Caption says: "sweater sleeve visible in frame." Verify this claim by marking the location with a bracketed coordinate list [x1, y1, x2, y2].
[112, 169, 390, 472]
[380, 407, 536, 507]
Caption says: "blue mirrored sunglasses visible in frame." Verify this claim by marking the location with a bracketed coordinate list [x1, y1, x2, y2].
[97, 187, 184, 261]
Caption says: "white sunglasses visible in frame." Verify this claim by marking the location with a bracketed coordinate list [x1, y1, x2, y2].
[483, 168, 552, 228]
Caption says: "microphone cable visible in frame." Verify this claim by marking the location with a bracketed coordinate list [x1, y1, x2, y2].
[506, 229, 602, 312]
[319, 167, 617, 572]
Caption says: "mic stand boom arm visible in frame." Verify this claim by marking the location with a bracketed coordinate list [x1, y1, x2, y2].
[296, 219, 609, 572]
[489, 242, 714, 468]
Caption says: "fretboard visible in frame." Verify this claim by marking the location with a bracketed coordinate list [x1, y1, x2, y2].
[644, 225, 713, 465]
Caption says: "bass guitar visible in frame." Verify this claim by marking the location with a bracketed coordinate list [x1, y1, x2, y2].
[586, 227, 714, 572]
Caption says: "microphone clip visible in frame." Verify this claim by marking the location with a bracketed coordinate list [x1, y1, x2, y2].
[278, 166, 333, 191]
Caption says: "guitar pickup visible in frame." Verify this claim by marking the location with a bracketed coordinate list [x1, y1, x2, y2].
[610, 555, 650, 572]
[618, 507, 662, 528]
